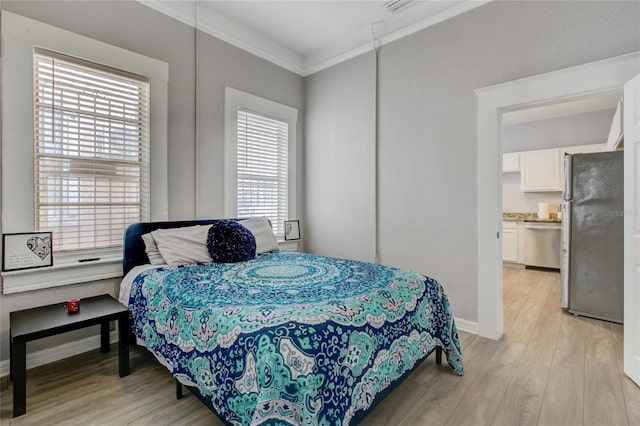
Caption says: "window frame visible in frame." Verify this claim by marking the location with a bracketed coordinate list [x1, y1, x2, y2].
[33, 47, 151, 253]
[1, 11, 168, 293]
[224, 87, 298, 240]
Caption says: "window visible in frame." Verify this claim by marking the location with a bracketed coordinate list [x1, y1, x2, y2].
[236, 109, 289, 238]
[2, 11, 167, 293]
[33, 48, 150, 252]
[224, 87, 297, 240]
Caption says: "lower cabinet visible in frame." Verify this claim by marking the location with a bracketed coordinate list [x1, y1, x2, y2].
[503, 221, 525, 264]
[502, 222, 519, 263]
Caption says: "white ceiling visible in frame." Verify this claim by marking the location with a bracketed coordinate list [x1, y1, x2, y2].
[138, 0, 490, 76]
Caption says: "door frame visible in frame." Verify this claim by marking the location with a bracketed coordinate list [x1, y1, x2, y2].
[476, 51, 640, 340]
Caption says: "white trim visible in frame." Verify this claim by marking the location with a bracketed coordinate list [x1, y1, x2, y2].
[196, 7, 305, 76]
[476, 51, 640, 340]
[0, 330, 118, 378]
[223, 87, 298, 223]
[1, 11, 169, 232]
[1, 12, 168, 293]
[623, 73, 640, 386]
[303, 1, 490, 76]
[278, 240, 299, 252]
[454, 317, 479, 335]
[1, 257, 122, 294]
[137, 0, 197, 28]
[137, 0, 304, 75]
[303, 42, 375, 78]
[136, 0, 489, 77]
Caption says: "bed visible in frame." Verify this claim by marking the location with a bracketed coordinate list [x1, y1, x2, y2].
[120, 219, 463, 425]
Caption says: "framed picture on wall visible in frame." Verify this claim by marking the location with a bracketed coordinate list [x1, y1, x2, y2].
[2, 232, 53, 272]
[284, 220, 301, 241]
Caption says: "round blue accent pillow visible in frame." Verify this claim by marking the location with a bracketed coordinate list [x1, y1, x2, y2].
[207, 220, 256, 263]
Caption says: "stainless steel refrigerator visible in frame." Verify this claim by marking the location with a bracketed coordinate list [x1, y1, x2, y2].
[561, 151, 623, 323]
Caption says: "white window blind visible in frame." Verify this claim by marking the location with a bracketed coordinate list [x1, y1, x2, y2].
[237, 108, 288, 238]
[33, 48, 150, 252]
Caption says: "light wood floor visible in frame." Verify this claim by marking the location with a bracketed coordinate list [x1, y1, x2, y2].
[1, 268, 638, 425]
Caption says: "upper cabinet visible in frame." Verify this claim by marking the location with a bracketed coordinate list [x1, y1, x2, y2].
[521, 148, 562, 192]
[507, 144, 608, 192]
[502, 152, 520, 172]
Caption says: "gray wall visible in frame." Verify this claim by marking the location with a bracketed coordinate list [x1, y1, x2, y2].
[0, 1, 304, 363]
[2, 0, 199, 220]
[304, 53, 376, 262]
[502, 109, 617, 153]
[304, 0, 640, 323]
[195, 33, 304, 221]
[503, 172, 563, 214]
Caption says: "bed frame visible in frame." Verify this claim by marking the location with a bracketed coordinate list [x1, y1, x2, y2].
[123, 219, 223, 274]
[122, 219, 443, 425]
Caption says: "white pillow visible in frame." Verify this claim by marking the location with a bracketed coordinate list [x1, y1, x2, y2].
[240, 217, 280, 254]
[141, 233, 166, 265]
[151, 225, 212, 266]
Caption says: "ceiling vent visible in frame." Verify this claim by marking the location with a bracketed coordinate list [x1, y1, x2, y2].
[384, 0, 416, 15]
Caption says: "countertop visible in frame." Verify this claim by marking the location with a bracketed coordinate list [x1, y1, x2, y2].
[503, 212, 561, 223]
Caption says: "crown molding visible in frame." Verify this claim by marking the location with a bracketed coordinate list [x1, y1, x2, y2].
[378, 0, 491, 49]
[196, 5, 305, 75]
[138, 0, 304, 75]
[137, 0, 197, 27]
[138, 0, 491, 77]
[303, 0, 491, 76]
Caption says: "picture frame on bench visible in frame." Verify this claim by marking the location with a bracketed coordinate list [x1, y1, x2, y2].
[2, 232, 53, 272]
[284, 220, 301, 241]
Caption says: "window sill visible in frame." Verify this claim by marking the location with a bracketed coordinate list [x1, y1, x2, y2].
[1, 256, 122, 294]
[278, 240, 300, 252]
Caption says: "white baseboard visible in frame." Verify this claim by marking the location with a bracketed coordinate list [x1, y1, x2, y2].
[454, 317, 479, 335]
[0, 331, 118, 378]
[503, 262, 525, 269]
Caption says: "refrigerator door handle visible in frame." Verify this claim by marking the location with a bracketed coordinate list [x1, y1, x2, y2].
[563, 153, 573, 201]
[561, 201, 571, 309]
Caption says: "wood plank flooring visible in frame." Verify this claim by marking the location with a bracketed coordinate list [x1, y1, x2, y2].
[0, 267, 637, 425]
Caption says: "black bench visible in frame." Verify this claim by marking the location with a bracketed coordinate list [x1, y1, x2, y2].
[10, 294, 130, 417]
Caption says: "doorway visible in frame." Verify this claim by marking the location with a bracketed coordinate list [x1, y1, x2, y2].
[499, 94, 621, 330]
[476, 51, 640, 340]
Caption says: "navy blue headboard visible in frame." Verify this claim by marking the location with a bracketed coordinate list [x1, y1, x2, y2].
[122, 218, 271, 274]
[122, 219, 222, 275]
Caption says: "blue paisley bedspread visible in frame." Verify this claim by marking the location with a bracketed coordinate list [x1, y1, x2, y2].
[128, 252, 463, 425]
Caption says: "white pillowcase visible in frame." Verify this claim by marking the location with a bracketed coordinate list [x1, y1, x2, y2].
[240, 217, 280, 254]
[151, 225, 212, 266]
[141, 233, 166, 265]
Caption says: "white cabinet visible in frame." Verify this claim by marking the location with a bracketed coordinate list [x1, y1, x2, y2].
[513, 145, 606, 193]
[559, 144, 607, 191]
[503, 221, 525, 264]
[503, 221, 519, 263]
[521, 148, 562, 192]
[503, 152, 520, 172]
[517, 221, 525, 264]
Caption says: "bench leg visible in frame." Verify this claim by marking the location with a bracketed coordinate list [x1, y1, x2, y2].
[176, 379, 183, 400]
[13, 338, 26, 417]
[100, 321, 110, 353]
[436, 346, 442, 365]
[118, 315, 130, 377]
[9, 329, 13, 382]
